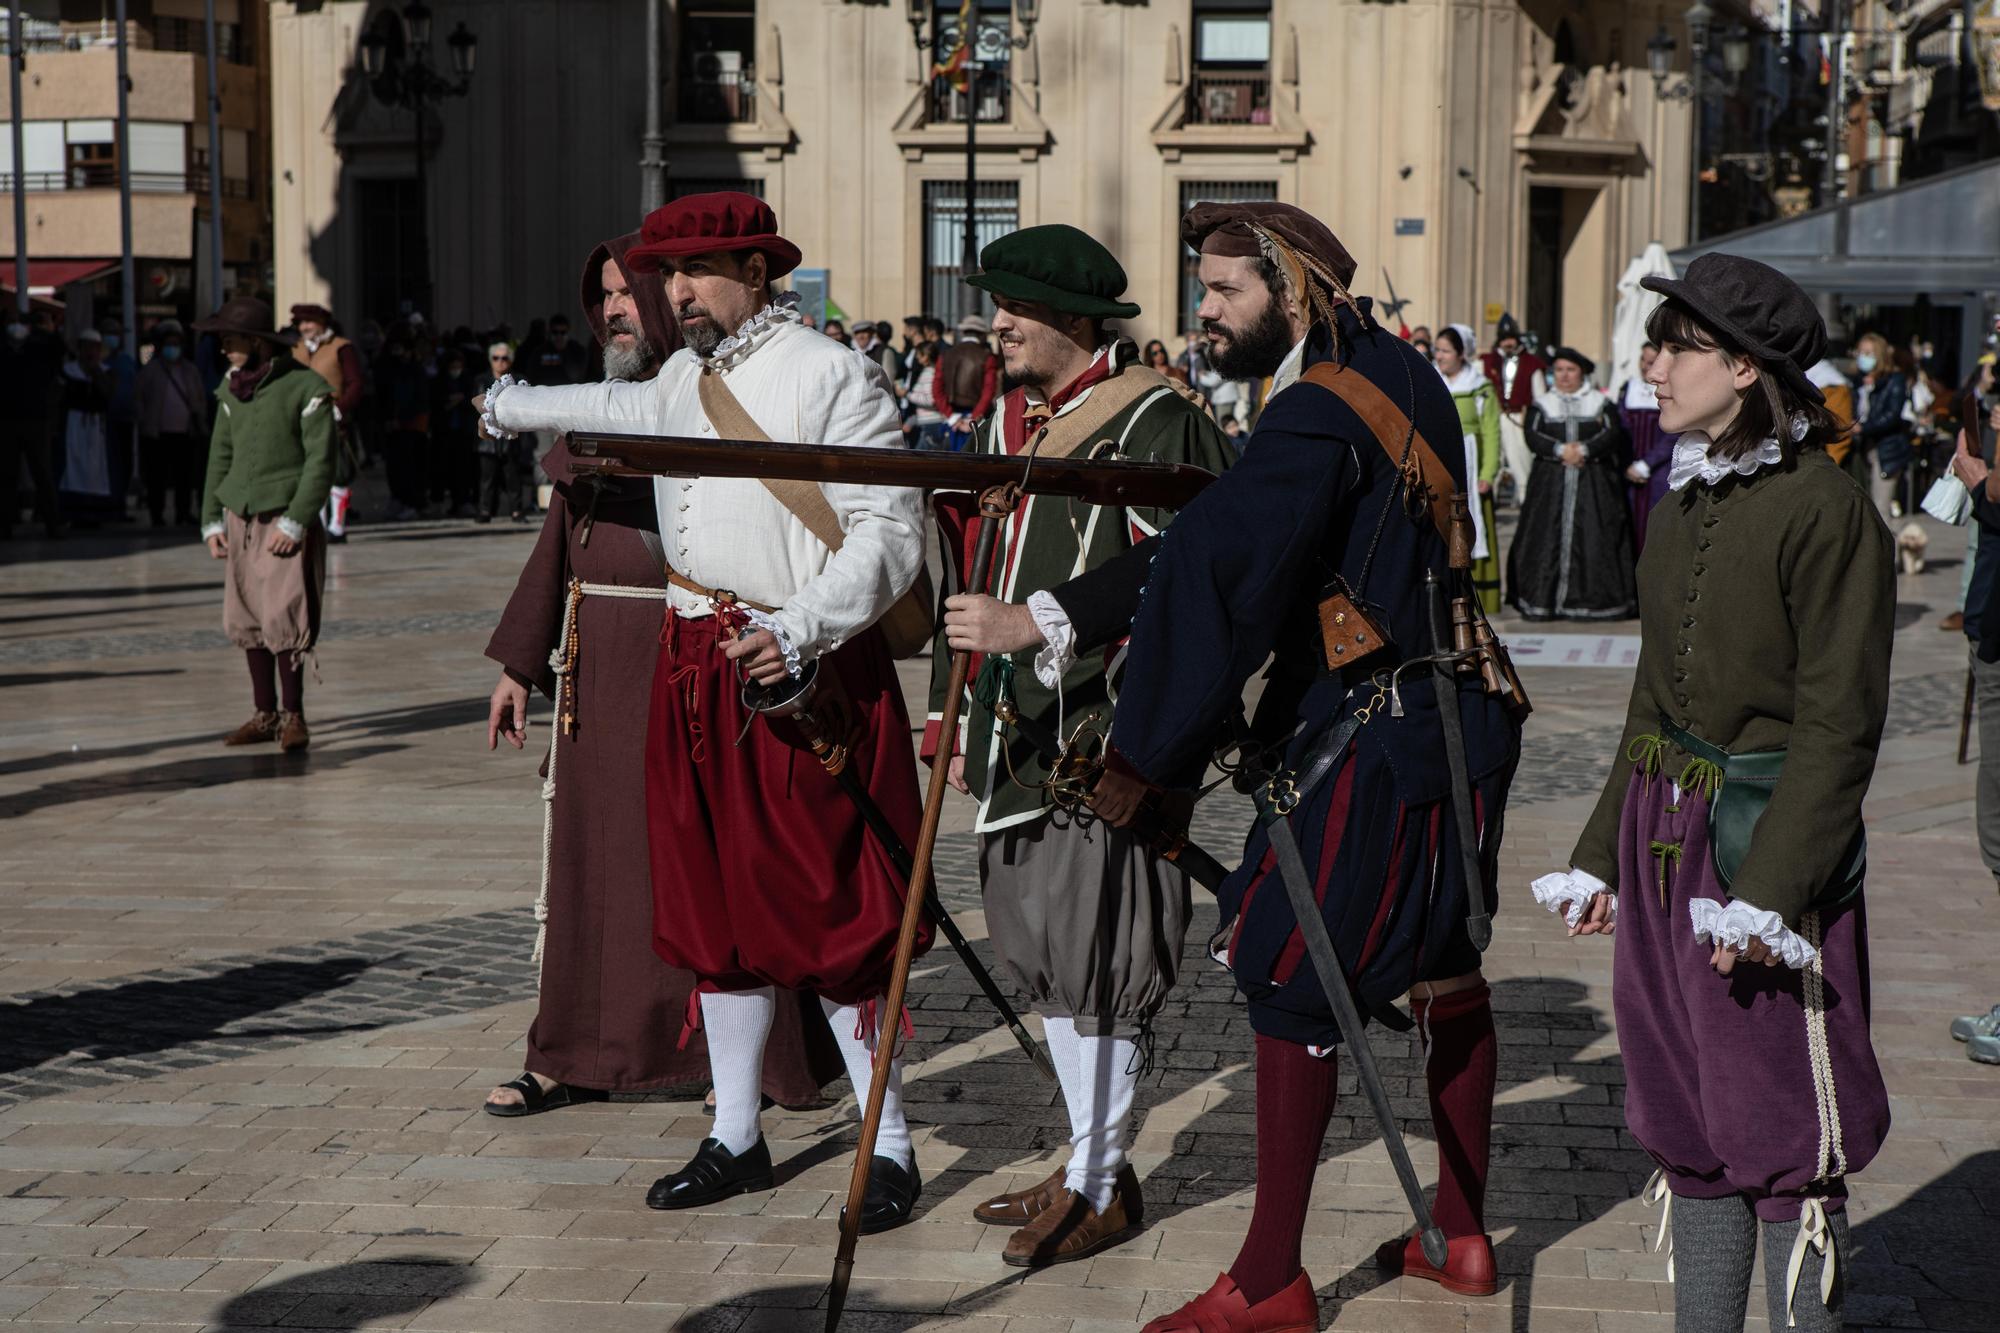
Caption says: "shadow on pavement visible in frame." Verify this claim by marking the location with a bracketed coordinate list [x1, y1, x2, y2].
[0, 743, 407, 819]
[0, 955, 374, 1078]
[208, 1256, 475, 1331]
[0, 667, 183, 689]
[0, 580, 220, 602]
[1849, 1147, 2000, 1330]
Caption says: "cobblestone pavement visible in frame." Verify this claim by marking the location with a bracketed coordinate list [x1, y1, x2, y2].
[1, 507, 1996, 1332]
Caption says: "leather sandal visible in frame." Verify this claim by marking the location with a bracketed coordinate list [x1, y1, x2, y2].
[483, 1073, 601, 1119]
[646, 1136, 774, 1210]
[1374, 1232, 1498, 1297]
[1001, 1170, 1144, 1268]
[972, 1164, 1068, 1225]
[1140, 1271, 1319, 1333]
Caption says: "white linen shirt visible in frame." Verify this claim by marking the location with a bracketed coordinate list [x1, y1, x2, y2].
[488, 317, 924, 662]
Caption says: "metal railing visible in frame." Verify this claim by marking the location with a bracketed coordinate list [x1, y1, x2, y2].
[0, 167, 251, 197]
[677, 75, 758, 125]
[1185, 72, 1272, 126]
[926, 75, 1012, 125]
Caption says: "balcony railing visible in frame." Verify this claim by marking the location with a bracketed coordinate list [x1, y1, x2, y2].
[678, 72, 758, 124]
[1, 167, 252, 198]
[1185, 72, 1272, 126]
[926, 74, 1012, 125]
[9, 17, 252, 63]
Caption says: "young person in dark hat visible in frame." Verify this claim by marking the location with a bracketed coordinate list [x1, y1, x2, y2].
[289, 304, 364, 541]
[1479, 312, 1547, 503]
[1533, 253, 1892, 1332]
[929, 224, 1233, 1268]
[480, 228, 844, 1120]
[948, 200, 1523, 1329]
[1506, 345, 1638, 621]
[478, 192, 932, 1231]
[195, 298, 335, 752]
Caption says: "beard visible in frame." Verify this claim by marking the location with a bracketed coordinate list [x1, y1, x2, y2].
[677, 304, 724, 358]
[1205, 296, 1295, 380]
[602, 322, 656, 381]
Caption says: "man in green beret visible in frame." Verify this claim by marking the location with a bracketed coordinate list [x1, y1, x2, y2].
[927, 223, 1234, 1268]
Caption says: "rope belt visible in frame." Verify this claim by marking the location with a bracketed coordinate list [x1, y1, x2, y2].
[534, 578, 671, 976]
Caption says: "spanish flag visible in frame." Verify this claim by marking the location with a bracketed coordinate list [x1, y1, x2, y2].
[932, 0, 977, 93]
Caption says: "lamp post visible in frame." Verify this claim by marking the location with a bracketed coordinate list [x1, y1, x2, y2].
[8, 4, 28, 317]
[1647, 0, 1715, 243]
[908, 0, 1038, 309]
[360, 3, 477, 320]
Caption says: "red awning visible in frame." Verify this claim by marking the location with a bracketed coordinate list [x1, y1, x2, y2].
[4, 259, 122, 293]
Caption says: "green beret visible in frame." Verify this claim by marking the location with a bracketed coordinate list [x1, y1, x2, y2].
[965, 224, 1141, 320]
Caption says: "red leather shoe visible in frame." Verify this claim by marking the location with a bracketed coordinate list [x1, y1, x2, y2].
[1374, 1232, 1498, 1296]
[1140, 1271, 1319, 1332]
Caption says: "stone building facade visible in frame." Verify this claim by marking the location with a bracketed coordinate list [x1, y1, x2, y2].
[270, 0, 1703, 366]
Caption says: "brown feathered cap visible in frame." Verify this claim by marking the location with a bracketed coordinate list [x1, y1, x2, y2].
[1181, 201, 1357, 290]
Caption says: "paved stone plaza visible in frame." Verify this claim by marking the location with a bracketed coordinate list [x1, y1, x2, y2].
[0, 510, 1996, 1333]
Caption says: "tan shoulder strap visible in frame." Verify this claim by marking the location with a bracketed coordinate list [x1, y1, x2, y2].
[1301, 360, 1469, 564]
[1027, 364, 1183, 461]
[697, 369, 845, 552]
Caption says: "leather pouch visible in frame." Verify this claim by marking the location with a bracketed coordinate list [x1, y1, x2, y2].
[1316, 586, 1392, 670]
[1710, 747, 1867, 910]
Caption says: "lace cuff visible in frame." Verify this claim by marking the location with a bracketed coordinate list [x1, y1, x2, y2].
[200, 521, 225, 542]
[742, 607, 804, 677]
[1531, 867, 1616, 929]
[1688, 898, 1818, 969]
[1027, 589, 1073, 689]
[275, 516, 306, 543]
[1629, 459, 1651, 481]
[480, 374, 520, 439]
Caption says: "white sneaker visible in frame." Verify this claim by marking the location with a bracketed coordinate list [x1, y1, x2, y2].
[1950, 1004, 2000, 1042]
[1969, 1033, 2000, 1065]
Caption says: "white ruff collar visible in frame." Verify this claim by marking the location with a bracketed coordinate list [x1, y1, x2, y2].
[1667, 434, 1784, 492]
[702, 291, 802, 370]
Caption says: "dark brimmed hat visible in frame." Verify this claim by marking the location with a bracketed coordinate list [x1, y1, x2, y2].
[623, 192, 802, 279]
[290, 303, 334, 327]
[1641, 253, 1827, 404]
[194, 298, 294, 348]
[966, 224, 1141, 320]
[1495, 312, 1523, 343]
[1548, 346, 1595, 376]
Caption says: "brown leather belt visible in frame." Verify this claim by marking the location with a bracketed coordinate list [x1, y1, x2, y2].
[662, 566, 778, 614]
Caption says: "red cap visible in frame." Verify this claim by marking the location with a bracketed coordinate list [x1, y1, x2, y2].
[623, 192, 802, 279]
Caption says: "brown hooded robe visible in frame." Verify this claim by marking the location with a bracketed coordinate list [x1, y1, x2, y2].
[483, 233, 842, 1100]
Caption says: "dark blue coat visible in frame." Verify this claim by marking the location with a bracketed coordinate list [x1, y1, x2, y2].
[1100, 302, 1522, 1046]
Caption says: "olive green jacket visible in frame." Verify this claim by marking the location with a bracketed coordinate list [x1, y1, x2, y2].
[1569, 450, 1894, 926]
[198, 355, 336, 536]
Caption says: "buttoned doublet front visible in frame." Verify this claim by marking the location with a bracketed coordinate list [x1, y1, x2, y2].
[486, 312, 932, 1005]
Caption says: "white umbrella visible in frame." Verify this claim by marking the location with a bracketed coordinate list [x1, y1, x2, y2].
[1610, 243, 1675, 395]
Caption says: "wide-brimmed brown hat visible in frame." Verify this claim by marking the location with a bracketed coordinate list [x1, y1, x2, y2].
[194, 297, 296, 348]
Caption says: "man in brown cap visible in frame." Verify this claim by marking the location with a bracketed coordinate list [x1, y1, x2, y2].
[949, 201, 1523, 1330]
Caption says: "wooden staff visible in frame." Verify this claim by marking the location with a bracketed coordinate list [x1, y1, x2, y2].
[823, 482, 1017, 1333]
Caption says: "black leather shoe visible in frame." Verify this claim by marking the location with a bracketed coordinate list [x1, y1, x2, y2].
[645, 1136, 773, 1210]
[857, 1154, 923, 1235]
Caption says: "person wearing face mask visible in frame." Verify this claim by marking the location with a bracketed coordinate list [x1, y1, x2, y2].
[0, 309, 66, 540]
[56, 329, 118, 523]
[97, 319, 139, 518]
[1848, 331, 1909, 520]
[195, 298, 336, 753]
[1533, 254, 1891, 1333]
[134, 320, 210, 526]
[289, 305, 365, 540]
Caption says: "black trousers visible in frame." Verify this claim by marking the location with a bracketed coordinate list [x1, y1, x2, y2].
[141, 430, 203, 523]
[0, 415, 60, 533]
[386, 429, 429, 509]
[478, 451, 528, 518]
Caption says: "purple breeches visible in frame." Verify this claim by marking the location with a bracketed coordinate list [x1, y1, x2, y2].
[1610, 773, 1890, 1221]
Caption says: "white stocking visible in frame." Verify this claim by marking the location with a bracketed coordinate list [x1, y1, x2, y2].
[1066, 1027, 1140, 1213]
[699, 986, 775, 1155]
[821, 997, 913, 1170]
[1041, 1013, 1087, 1149]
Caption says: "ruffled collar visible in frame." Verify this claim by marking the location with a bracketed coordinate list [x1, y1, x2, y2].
[701, 290, 803, 371]
[1438, 363, 1484, 395]
[1666, 433, 1785, 492]
[1536, 384, 1607, 417]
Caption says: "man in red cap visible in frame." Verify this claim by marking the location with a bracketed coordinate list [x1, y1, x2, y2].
[478, 193, 931, 1231]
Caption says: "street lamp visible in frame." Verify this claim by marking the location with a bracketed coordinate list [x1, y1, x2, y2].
[909, 0, 1039, 313]
[1647, 3, 1719, 243]
[359, 3, 476, 320]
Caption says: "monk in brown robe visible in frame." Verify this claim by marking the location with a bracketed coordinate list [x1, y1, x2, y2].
[480, 231, 841, 1114]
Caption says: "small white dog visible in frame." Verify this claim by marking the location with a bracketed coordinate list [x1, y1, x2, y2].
[1897, 522, 1929, 575]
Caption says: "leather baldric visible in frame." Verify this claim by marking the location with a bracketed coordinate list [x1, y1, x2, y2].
[1300, 361, 1472, 569]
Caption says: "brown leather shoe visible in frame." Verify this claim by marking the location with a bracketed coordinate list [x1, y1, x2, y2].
[972, 1165, 1066, 1226]
[277, 711, 310, 751]
[1000, 1171, 1144, 1268]
[224, 710, 280, 746]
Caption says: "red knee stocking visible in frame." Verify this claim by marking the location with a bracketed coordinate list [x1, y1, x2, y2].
[1227, 1033, 1340, 1305]
[1413, 982, 1496, 1239]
